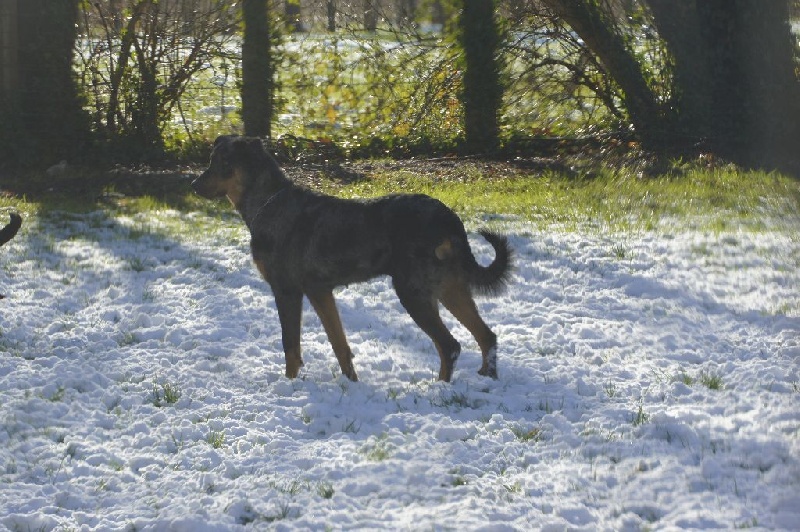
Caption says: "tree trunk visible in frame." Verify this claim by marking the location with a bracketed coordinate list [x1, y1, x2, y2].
[0, 0, 18, 97]
[364, 0, 377, 32]
[4, 0, 90, 165]
[702, 0, 799, 169]
[431, 1, 446, 28]
[646, 0, 711, 145]
[327, 0, 336, 32]
[397, 0, 417, 26]
[541, 0, 663, 148]
[647, 0, 800, 169]
[459, 0, 502, 154]
[241, 0, 274, 138]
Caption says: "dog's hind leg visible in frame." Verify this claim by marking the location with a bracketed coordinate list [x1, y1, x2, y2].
[440, 276, 499, 379]
[307, 290, 359, 382]
[274, 290, 305, 378]
[395, 283, 461, 382]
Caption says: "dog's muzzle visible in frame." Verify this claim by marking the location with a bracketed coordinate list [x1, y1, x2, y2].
[190, 171, 218, 199]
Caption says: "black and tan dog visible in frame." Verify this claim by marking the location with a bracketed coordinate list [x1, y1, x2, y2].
[192, 135, 512, 382]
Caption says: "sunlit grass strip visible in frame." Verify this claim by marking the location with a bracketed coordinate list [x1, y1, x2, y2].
[2, 166, 798, 235]
[320, 166, 800, 232]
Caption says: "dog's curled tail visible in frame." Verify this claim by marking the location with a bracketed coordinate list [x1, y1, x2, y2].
[0, 213, 22, 247]
[466, 230, 513, 295]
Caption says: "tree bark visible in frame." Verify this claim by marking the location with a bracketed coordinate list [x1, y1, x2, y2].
[459, 0, 502, 154]
[327, 0, 336, 32]
[648, 0, 800, 169]
[2, 0, 91, 165]
[364, 0, 377, 32]
[241, 0, 274, 138]
[646, 0, 711, 144]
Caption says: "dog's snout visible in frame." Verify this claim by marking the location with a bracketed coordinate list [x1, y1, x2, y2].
[190, 171, 213, 195]
[191, 170, 226, 199]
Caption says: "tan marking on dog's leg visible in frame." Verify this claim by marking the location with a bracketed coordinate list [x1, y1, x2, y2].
[253, 257, 271, 284]
[441, 277, 498, 379]
[307, 290, 359, 382]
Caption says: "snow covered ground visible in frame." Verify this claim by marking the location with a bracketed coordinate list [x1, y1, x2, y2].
[1, 207, 798, 530]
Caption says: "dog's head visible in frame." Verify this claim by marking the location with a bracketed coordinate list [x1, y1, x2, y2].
[191, 135, 271, 205]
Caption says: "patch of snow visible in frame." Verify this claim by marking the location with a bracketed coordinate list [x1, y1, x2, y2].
[1, 210, 798, 529]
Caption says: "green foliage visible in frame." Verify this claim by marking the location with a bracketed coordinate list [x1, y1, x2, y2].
[699, 372, 723, 391]
[632, 403, 649, 427]
[206, 430, 225, 449]
[75, 0, 240, 161]
[511, 426, 543, 443]
[4, 0, 797, 169]
[151, 381, 182, 407]
[64, 0, 637, 162]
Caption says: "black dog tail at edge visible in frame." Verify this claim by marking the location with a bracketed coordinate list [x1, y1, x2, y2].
[0, 213, 22, 247]
[466, 230, 513, 295]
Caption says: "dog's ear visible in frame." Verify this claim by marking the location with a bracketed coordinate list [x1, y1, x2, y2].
[244, 137, 264, 152]
[232, 137, 266, 159]
[214, 134, 242, 150]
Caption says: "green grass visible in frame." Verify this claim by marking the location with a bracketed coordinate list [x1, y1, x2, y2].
[511, 426, 543, 443]
[361, 434, 392, 461]
[320, 165, 800, 232]
[632, 404, 650, 427]
[2, 161, 798, 234]
[699, 372, 724, 391]
[206, 430, 225, 449]
[151, 381, 182, 407]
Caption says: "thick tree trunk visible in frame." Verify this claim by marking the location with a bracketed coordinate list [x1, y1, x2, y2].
[646, 0, 711, 145]
[459, 0, 502, 154]
[5, 0, 90, 165]
[648, 0, 800, 169]
[241, 0, 274, 138]
[713, 0, 799, 169]
[327, 0, 336, 32]
[544, 0, 799, 171]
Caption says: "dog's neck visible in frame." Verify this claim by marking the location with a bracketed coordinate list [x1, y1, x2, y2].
[245, 187, 288, 228]
[237, 169, 293, 225]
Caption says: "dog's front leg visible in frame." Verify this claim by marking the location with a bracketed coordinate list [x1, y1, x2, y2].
[274, 289, 304, 378]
